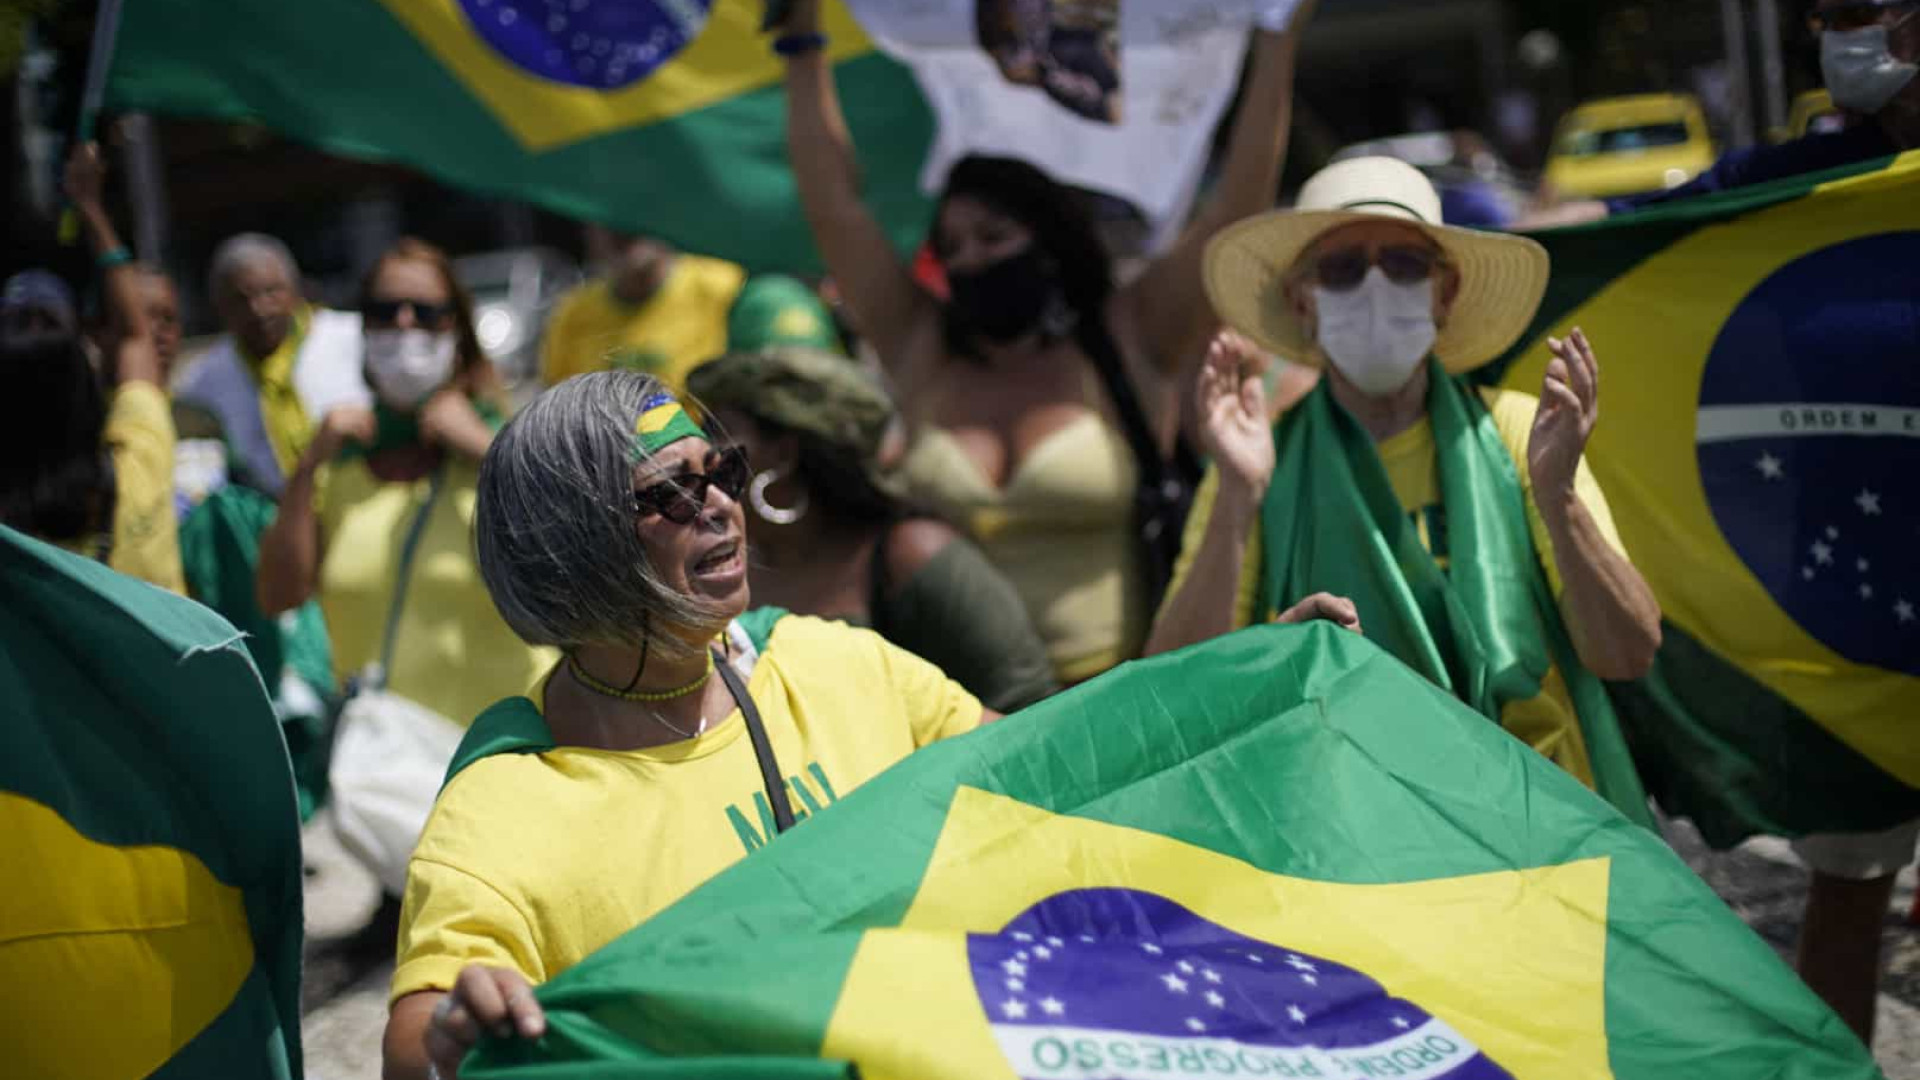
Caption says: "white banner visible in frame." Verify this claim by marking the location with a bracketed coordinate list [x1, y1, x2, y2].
[845, 1, 1305, 241]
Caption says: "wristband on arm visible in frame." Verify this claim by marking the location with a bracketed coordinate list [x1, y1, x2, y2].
[773, 32, 827, 57]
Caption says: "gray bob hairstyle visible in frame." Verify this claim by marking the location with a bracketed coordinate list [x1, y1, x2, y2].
[206, 232, 299, 300]
[474, 370, 721, 658]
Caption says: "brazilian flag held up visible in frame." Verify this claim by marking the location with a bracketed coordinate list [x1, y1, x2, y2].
[104, 0, 935, 271]
[0, 526, 305, 1078]
[461, 624, 1871, 1079]
[1492, 151, 1920, 847]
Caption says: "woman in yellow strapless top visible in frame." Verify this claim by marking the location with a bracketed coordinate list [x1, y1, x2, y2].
[779, 0, 1317, 681]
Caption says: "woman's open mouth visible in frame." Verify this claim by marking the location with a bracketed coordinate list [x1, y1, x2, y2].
[693, 539, 744, 578]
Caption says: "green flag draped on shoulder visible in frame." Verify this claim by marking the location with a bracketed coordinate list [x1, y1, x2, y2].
[104, 0, 934, 272]
[461, 623, 1866, 1080]
[1256, 365, 1650, 826]
[1490, 151, 1920, 846]
[0, 525, 305, 1078]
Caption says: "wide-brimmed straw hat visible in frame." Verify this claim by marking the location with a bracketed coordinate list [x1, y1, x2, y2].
[1203, 157, 1550, 374]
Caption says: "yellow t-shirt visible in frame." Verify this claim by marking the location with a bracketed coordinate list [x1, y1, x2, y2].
[103, 382, 185, 594]
[317, 456, 557, 728]
[1164, 388, 1629, 781]
[390, 615, 983, 1002]
[539, 256, 747, 392]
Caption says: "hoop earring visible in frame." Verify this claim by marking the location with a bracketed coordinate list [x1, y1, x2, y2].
[749, 468, 809, 526]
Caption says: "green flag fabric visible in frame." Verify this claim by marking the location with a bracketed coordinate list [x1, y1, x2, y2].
[1485, 151, 1920, 846]
[461, 623, 1870, 1079]
[104, 0, 934, 273]
[179, 484, 337, 820]
[1257, 366, 1651, 828]
[0, 525, 304, 1079]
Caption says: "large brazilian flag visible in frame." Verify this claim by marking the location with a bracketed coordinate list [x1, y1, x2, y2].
[104, 0, 935, 271]
[0, 526, 304, 1079]
[460, 624, 1870, 1079]
[1492, 151, 1920, 847]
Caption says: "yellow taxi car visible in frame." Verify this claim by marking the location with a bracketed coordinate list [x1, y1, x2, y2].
[1777, 89, 1846, 141]
[1543, 94, 1717, 201]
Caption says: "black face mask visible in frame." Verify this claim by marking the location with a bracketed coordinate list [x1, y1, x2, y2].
[945, 247, 1061, 344]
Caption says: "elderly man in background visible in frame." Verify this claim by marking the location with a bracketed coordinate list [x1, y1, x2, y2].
[174, 233, 368, 495]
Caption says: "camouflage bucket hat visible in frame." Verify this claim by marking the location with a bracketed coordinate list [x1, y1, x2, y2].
[687, 347, 897, 466]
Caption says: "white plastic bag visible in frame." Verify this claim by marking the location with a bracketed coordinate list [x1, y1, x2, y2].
[327, 688, 464, 896]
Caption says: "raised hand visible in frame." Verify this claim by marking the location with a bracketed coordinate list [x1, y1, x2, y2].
[1528, 327, 1600, 507]
[1195, 330, 1275, 500]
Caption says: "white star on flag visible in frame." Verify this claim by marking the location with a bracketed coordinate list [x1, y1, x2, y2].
[1161, 973, 1189, 993]
[1202, 969, 1223, 984]
[1186, 1018, 1208, 1033]
[1141, 943, 1164, 955]
[1046, 937, 1065, 948]
[1040, 997, 1066, 1017]
[1285, 956, 1316, 973]
[1827, 525, 1840, 540]
[1897, 599, 1916, 624]
[1246, 953, 1265, 964]
[1856, 489, 1882, 516]
[1033, 946, 1052, 960]
[1859, 558, 1871, 572]
[1393, 1017, 1411, 1030]
[1861, 583, 1875, 600]
[1006, 978, 1024, 992]
[1812, 540, 1834, 565]
[1011, 932, 1033, 942]
[1003, 959, 1027, 977]
[1755, 452, 1785, 481]
[1300, 973, 1319, 986]
[1001, 999, 1028, 1020]
[1206, 990, 1226, 1009]
[1287, 1005, 1307, 1024]
[1803, 567, 1816, 581]
[1177, 960, 1195, 975]
[1079, 935, 1096, 944]
[1016, 950, 1028, 961]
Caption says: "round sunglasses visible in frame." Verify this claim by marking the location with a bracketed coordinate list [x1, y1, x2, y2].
[1308, 244, 1445, 292]
[632, 446, 750, 524]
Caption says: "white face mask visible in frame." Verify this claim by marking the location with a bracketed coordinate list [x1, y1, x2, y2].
[1822, 17, 1919, 114]
[363, 328, 457, 410]
[1311, 268, 1438, 396]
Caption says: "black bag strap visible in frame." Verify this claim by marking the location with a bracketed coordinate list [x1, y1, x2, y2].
[712, 646, 796, 835]
[1073, 315, 1202, 491]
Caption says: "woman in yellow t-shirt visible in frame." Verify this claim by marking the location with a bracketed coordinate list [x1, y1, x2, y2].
[257, 239, 556, 892]
[0, 144, 181, 593]
[381, 371, 996, 1080]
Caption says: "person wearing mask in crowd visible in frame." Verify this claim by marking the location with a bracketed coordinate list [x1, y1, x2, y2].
[539, 225, 746, 392]
[1524, 0, 1919, 227]
[0, 144, 182, 593]
[380, 371, 999, 1079]
[779, 0, 1316, 684]
[690, 346, 1059, 713]
[257, 238, 553, 896]
[175, 231, 368, 496]
[1148, 158, 1661, 815]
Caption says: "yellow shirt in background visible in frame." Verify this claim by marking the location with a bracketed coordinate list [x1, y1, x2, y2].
[103, 381, 184, 594]
[317, 456, 556, 728]
[250, 305, 318, 482]
[539, 256, 746, 392]
[391, 616, 983, 1001]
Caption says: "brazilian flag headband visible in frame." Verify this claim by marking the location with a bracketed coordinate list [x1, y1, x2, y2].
[629, 391, 705, 462]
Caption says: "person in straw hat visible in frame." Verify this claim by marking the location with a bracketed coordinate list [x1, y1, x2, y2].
[1145, 156, 1663, 816]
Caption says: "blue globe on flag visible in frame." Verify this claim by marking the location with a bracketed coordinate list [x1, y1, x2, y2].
[1695, 233, 1920, 677]
[455, 0, 713, 90]
[967, 888, 1513, 1079]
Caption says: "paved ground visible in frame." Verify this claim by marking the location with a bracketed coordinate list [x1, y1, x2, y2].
[300, 816, 1920, 1080]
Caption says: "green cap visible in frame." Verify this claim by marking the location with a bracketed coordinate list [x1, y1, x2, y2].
[726, 274, 840, 354]
[687, 347, 893, 462]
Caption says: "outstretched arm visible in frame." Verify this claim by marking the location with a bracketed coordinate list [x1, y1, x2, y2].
[1118, 4, 1317, 374]
[780, 0, 941, 378]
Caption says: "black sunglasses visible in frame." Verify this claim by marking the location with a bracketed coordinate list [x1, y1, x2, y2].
[362, 297, 451, 327]
[1809, 0, 1918, 32]
[632, 446, 750, 524]
[1308, 244, 1445, 292]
